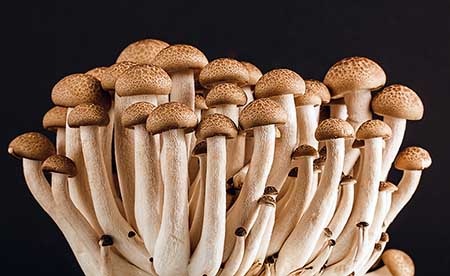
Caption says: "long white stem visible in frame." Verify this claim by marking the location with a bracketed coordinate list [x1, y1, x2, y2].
[381, 116, 406, 180]
[220, 228, 246, 276]
[357, 234, 388, 276]
[189, 155, 206, 250]
[291, 240, 335, 276]
[56, 128, 66, 155]
[296, 105, 318, 148]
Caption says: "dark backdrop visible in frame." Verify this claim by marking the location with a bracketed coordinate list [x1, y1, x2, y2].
[1, 0, 449, 275]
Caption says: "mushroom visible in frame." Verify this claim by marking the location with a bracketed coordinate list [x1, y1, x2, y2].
[276, 118, 354, 276]
[146, 102, 197, 275]
[220, 227, 248, 276]
[365, 249, 415, 276]
[304, 79, 331, 125]
[357, 232, 389, 275]
[294, 92, 322, 148]
[42, 106, 68, 155]
[289, 239, 336, 276]
[99, 235, 114, 276]
[116, 38, 169, 64]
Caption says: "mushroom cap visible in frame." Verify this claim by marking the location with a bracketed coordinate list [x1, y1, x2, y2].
[42, 155, 77, 177]
[195, 94, 208, 110]
[152, 44, 208, 74]
[8, 132, 55, 161]
[51, 74, 104, 107]
[379, 181, 398, 192]
[372, 84, 424, 120]
[115, 64, 172, 97]
[241, 61, 263, 86]
[394, 146, 432, 171]
[68, 103, 110, 127]
[340, 175, 357, 186]
[356, 119, 392, 140]
[305, 80, 331, 104]
[199, 58, 249, 88]
[235, 227, 247, 237]
[43, 106, 68, 131]
[196, 113, 238, 140]
[258, 195, 276, 207]
[324, 57, 386, 98]
[116, 39, 169, 64]
[192, 140, 207, 155]
[146, 102, 197, 134]
[86, 66, 108, 82]
[381, 249, 415, 276]
[122, 102, 156, 128]
[292, 144, 319, 159]
[254, 69, 305, 98]
[315, 118, 354, 141]
[294, 93, 322, 107]
[239, 98, 288, 130]
[205, 83, 247, 107]
[101, 61, 138, 91]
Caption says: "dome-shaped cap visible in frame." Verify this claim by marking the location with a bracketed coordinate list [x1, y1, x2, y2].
[116, 39, 169, 64]
[8, 132, 55, 161]
[205, 83, 247, 107]
[239, 98, 288, 130]
[356, 119, 392, 140]
[381, 249, 415, 276]
[115, 64, 172, 97]
[255, 69, 305, 98]
[371, 84, 424, 120]
[86, 66, 108, 82]
[68, 103, 110, 127]
[42, 155, 77, 177]
[379, 181, 398, 192]
[294, 93, 322, 107]
[43, 106, 67, 131]
[101, 61, 138, 91]
[324, 57, 386, 98]
[315, 118, 354, 141]
[146, 102, 197, 134]
[51, 74, 104, 107]
[292, 144, 319, 159]
[241, 61, 262, 86]
[195, 94, 208, 110]
[199, 58, 249, 88]
[196, 113, 238, 140]
[394, 146, 431, 171]
[152, 44, 208, 74]
[122, 102, 155, 128]
[305, 80, 331, 104]
[192, 140, 207, 155]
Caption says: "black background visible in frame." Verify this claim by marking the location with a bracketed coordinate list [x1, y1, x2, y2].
[1, 0, 449, 275]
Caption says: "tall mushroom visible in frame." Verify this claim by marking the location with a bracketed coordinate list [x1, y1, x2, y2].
[42, 106, 68, 155]
[116, 38, 169, 64]
[365, 249, 415, 276]
[220, 227, 248, 276]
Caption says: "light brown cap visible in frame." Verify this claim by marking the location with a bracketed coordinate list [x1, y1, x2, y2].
[324, 57, 386, 98]
[115, 64, 172, 97]
[199, 58, 249, 88]
[394, 146, 432, 171]
[292, 144, 319, 159]
[379, 181, 398, 192]
[241, 61, 263, 86]
[8, 132, 55, 161]
[152, 44, 208, 74]
[356, 119, 392, 140]
[239, 98, 288, 130]
[116, 39, 169, 64]
[68, 103, 110, 127]
[43, 106, 67, 131]
[122, 102, 155, 128]
[51, 74, 104, 107]
[315, 118, 354, 141]
[340, 175, 357, 186]
[86, 66, 108, 82]
[381, 249, 415, 276]
[371, 84, 424, 120]
[195, 94, 208, 110]
[101, 61, 138, 91]
[196, 113, 238, 140]
[192, 140, 207, 155]
[146, 102, 197, 134]
[42, 155, 77, 177]
[294, 93, 322, 107]
[205, 83, 247, 107]
[305, 80, 331, 104]
[254, 69, 305, 98]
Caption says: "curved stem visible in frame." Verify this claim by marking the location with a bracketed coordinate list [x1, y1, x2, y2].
[189, 155, 206, 250]
[221, 231, 246, 276]
[296, 105, 318, 148]
[381, 116, 406, 180]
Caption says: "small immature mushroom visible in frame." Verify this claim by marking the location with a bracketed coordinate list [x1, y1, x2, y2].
[43, 106, 68, 154]
[220, 227, 248, 276]
[365, 249, 415, 276]
[116, 38, 169, 64]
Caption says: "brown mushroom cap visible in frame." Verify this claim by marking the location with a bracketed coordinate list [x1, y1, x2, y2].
[379, 181, 398, 192]
[68, 103, 110, 127]
[356, 119, 392, 140]
[235, 227, 248, 237]
[258, 195, 276, 207]
[241, 61, 263, 86]
[315, 118, 354, 141]
[8, 132, 56, 161]
[122, 102, 156, 128]
[199, 58, 249, 89]
[192, 140, 207, 156]
[324, 57, 386, 98]
[371, 84, 424, 120]
[394, 146, 432, 171]
[116, 39, 169, 64]
[381, 249, 415, 276]
[146, 102, 197, 134]
[86, 66, 108, 82]
[42, 155, 77, 177]
[43, 106, 68, 131]
[340, 175, 357, 186]
[294, 93, 322, 107]
[101, 61, 138, 91]
[196, 113, 238, 140]
[239, 98, 288, 130]
[115, 64, 172, 97]
[292, 144, 319, 159]
[195, 94, 208, 110]
[305, 80, 331, 104]
[205, 83, 247, 107]
[152, 44, 208, 74]
[51, 74, 104, 107]
[254, 69, 305, 98]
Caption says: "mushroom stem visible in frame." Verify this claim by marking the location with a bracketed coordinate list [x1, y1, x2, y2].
[329, 103, 347, 120]
[296, 104, 318, 148]
[220, 227, 247, 276]
[99, 238, 113, 276]
[189, 154, 206, 250]
[357, 233, 389, 275]
[56, 128, 66, 154]
[290, 239, 335, 276]
[380, 116, 406, 180]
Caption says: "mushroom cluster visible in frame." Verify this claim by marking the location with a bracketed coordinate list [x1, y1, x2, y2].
[9, 39, 431, 276]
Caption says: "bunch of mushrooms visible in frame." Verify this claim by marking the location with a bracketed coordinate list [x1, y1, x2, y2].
[9, 39, 431, 276]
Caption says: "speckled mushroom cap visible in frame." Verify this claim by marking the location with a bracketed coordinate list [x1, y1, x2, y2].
[116, 39, 169, 64]
[292, 144, 319, 159]
[379, 181, 398, 192]
[152, 44, 208, 74]
[86, 66, 108, 82]
[381, 249, 415, 276]
[115, 64, 172, 97]
[68, 103, 110, 127]
[305, 80, 331, 104]
[254, 69, 305, 98]
[196, 113, 238, 140]
[356, 119, 392, 140]
[8, 132, 55, 161]
[239, 98, 288, 130]
[122, 102, 155, 128]
[43, 106, 67, 131]
[241, 61, 263, 86]
[199, 58, 249, 88]
[101, 61, 138, 91]
[294, 93, 322, 107]
[192, 140, 207, 156]
[394, 146, 432, 171]
[205, 83, 247, 107]
[195, 94, 208, 110]
[324, 57, 386, 98]
[146, 102, 197, 134]
[51, 74, 104, 107]
[371, 84, 424, 120]
[315, 118, 354, 141]
[42, 155, 77, 177]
